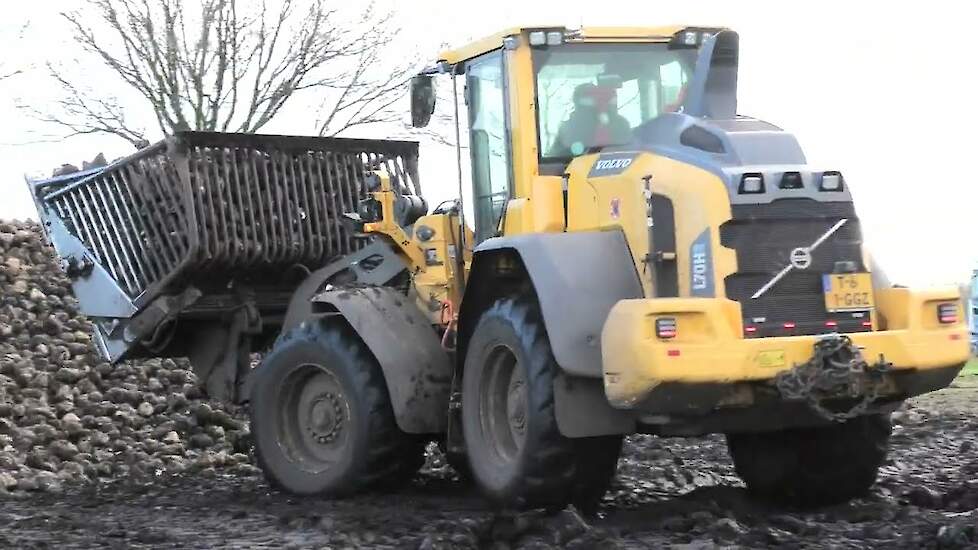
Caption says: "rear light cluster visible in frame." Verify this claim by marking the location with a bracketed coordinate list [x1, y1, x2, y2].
[938, 303, 958, 324]
[655, 317, 677, 339]
[743, 318, 872, 337]
[738, 171, 845, 195]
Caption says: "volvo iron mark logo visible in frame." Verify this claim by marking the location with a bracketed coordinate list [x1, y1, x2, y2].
[789, 247, 813, 270]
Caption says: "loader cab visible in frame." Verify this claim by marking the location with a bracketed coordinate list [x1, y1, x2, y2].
[411, 25, 714, 243]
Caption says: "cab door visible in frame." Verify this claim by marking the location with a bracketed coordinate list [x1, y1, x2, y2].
[465, 51, 513, 243]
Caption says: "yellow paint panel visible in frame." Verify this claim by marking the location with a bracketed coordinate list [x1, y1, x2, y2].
[565, 151, 734, 299]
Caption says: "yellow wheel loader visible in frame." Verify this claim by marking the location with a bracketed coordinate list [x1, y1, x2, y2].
[29, 26, 969, 509]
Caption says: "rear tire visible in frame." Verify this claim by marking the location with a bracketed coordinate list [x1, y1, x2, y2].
[726, 414, 891, 507]
[250, 320, 424, 497]
[461, 296, 621, 511]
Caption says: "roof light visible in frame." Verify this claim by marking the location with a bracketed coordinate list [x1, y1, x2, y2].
[820, 171, 844, 192]
[655, 317, 677, 339]
[739, 174, 764, 194]
[528, 31, 546, 46]
[545, 31, 563, 46]
[938, 303, 958, 324]
[683, 31, 698, 45]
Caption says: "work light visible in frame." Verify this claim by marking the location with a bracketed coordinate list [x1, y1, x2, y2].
[739, 174, 764, 194]
[820, 172, 844, 191]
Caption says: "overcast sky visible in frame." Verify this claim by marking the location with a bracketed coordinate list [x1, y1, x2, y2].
[1, 0, 975, 288]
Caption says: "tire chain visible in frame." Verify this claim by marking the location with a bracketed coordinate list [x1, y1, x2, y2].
[774, 334, 892, 422]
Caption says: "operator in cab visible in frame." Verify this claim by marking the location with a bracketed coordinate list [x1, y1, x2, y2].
[546, 82, 632, 158]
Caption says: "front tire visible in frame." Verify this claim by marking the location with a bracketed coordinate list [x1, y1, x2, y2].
[726, 414, 891, 507]
[250, 320, 424, 497]
[461, 296, 621, 511]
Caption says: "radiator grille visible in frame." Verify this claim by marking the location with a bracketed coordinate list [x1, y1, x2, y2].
[720, 199, 869, 336]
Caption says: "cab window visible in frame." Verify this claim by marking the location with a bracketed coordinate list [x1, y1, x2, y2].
[533, 44, 695, 167]
[466, 51, 511, 243]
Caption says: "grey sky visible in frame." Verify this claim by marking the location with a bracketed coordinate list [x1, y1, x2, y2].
[1, 0, 975, 288]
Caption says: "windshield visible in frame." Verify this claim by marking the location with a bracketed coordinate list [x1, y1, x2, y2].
[533, 43, 696, 166]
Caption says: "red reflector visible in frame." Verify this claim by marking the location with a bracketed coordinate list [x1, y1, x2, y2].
[667, 349, 681, 357]
[825, 320, 838, 328]
[862, 321, 873, 328]
[783, 322, 796, 329]
[951, 333, 962, 341]
[745, 326, 757, 334]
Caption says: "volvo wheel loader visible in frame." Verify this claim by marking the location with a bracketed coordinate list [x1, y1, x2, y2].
[29, 26, 969, 510]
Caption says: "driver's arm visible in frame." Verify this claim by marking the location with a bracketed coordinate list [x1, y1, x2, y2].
[546, 120, 572, 158]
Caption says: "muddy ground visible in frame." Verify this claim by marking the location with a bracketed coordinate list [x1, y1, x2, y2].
[2, 378, 977, 549]
[1, 221, 976, 548]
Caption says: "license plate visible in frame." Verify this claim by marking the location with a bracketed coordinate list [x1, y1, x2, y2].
[822, 273, 875, 312]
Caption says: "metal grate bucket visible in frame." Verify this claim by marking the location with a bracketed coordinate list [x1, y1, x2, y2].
[32, 131, 420, 308]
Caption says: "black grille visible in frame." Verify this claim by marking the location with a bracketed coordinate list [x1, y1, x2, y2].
[720, 199, 870, 337]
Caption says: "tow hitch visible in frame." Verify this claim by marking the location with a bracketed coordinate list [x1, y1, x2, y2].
[775, 334, 893, 422]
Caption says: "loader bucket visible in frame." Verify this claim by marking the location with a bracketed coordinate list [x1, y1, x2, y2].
[28, 131, 421, 361]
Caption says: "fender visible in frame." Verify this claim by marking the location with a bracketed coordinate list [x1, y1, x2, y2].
[460, 230, 644, 378]
[281, 240, 408, 334]
[311, 286, 452, 434]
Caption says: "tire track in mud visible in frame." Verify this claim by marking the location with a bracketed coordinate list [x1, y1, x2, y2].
[3, 384, 977, 549]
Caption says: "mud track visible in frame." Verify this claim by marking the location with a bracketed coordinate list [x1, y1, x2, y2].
[1, 380, 976, 549]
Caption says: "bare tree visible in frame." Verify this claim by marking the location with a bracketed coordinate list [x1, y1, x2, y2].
[33, 0, 420, 145]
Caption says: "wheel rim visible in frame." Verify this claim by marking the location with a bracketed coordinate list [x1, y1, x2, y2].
[479, 344, 527, 463]
[277, 363, 352, 473]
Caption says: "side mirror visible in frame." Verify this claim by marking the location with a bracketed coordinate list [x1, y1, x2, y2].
[410, 75, 436, 128]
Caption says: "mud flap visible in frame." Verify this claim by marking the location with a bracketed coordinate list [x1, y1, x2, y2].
[312, 287, 452, 434]
[554, 373, 636, 437]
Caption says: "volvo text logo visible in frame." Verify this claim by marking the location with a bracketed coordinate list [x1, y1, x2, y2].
[594, 158, 632, 171]
[789, 247, 812, 270]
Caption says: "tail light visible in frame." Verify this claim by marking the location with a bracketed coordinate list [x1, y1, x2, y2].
[738, 173, 764, 194]
[820, 171, 845, 191]
[938, 303, 958, 324]
[779, 172, 803, 189]
[655, 317, 677, 339]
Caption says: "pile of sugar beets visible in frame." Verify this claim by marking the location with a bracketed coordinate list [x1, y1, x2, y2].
[0, 220, 256, 494]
